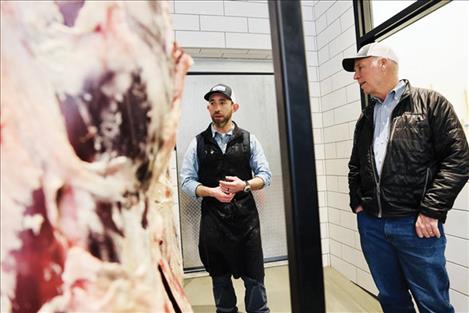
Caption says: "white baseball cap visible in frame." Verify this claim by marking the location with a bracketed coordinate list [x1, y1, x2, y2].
[342, 42, 399, 72]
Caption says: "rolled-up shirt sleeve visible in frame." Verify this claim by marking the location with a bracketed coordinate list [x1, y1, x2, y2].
[180, 138, 201, 199]
[250, 135, 272, 187]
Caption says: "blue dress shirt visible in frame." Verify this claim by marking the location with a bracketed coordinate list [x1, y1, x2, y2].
[373, 80, 406, 176]
[180, 124, 272, 199]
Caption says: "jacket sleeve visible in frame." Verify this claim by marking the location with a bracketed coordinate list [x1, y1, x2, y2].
[348, 115, 364, 212]
[420, 92, 469, 220]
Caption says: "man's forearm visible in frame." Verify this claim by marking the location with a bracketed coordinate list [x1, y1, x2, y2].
[195, 184, 213, 198]
[248, 176, 265, 191]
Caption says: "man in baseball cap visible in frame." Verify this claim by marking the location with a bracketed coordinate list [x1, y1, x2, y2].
[181, 83, 272, 313]
[342, 41, 399, 72]
[345, 40, 467, 313]
[342, 42, 400, 101]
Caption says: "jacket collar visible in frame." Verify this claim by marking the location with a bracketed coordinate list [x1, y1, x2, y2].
[363, 79, 411, 121]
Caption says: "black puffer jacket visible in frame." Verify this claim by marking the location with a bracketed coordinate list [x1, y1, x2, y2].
[349, 80, 469, 222]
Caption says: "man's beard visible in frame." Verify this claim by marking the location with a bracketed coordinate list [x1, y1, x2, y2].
[211, 111, 232, 128]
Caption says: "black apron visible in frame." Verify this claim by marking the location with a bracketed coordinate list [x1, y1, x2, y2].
[196, 123, 264, 281]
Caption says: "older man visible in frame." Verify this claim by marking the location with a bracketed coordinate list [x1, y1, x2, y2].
[343, 42, 469, 313]
[181, 84, 271, 313]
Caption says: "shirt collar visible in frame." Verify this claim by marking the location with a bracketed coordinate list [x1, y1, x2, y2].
[211, 123, 234, 138]
[373, 79, 406, 104]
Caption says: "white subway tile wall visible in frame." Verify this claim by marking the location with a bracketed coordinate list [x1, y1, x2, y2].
[326, 1, 352, 25]
[314, 1, 335, 20]
[302, 5, 314, 21]
[248, 18, 270, 34]
[446, 207, 469, 238]
[226, 32, 271, 49]
[172, 14, 200, 30]
[447, 262, 469, 295]
[200, 16, 248, 32]
[450, 290, 469, 313]
[308, 82, 320, 99]
[326, 176, 338, 193]
[317, 20, 341, 50]
[224, 1, 269, 18]
[314, 0, 375, 299]
[319, 54, 344, 81]
[303, 21, 316, 36]
[175, 0, 224, 15]
[331, 254, 357, 282]
[315, 143, 325, 160]
[175, 31, 225, 48]
[329, 26, 355, 58]
[356, 267, 379, 294]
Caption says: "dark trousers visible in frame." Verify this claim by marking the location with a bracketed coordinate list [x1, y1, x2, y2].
[212, 275, 269, 313]
[357, 213, 454, 313]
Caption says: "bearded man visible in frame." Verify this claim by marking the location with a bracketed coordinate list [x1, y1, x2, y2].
[181, 84, 272, 313]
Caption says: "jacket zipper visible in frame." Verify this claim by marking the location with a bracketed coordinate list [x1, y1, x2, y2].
[389, 119, 398, 143]
[374, 107, 400, 218]
[368, 84, 410, 218]
[370, 147, 383, 218]
[421, 168, 430, 203]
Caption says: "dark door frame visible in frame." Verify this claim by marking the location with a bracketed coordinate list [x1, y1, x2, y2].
[268, 2, 325, 312]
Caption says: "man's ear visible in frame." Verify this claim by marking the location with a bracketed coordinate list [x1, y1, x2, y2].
[380, 58, 387, 70]
[232, 102, 239, 112]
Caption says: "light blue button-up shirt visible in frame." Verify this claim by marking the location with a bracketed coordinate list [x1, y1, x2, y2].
[180, 124, 272, 199]
[373, 80, 406, 176]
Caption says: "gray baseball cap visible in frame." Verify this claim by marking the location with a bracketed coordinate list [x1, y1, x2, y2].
[204, 84, 236, 102]
[342, 42, 399, 72]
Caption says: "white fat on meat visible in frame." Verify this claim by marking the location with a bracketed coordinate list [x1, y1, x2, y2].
[1, 1, 193, 312]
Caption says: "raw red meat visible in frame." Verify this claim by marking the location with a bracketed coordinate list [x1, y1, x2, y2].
[1, 1, 193, 312]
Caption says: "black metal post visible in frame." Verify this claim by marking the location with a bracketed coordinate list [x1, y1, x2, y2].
[268, 1, 325, 313]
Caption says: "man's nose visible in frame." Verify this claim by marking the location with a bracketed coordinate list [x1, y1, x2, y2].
[353, 71, 359, 80]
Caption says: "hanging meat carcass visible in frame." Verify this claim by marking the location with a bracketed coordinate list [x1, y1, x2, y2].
[1, 1, 192, 312]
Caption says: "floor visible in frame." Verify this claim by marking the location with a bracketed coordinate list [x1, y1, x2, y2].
[183, 265, 382, 313]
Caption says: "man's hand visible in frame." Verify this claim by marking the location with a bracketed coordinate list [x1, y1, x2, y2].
[211, 186, 235, 203]
[354, 205, 364, 213]
[219, 176, 245, 194]
[415, 213, 440, 238]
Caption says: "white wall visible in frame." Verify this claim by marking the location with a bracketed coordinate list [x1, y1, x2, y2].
[312, 0, 373, 293]
[169, 0, 469, 310]
[299, 1, 331, 269]
[445, 184, 469, 313]
[168, 0, 272, 59]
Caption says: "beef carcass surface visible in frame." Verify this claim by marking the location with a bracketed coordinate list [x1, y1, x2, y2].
[0, 1, 192, 312]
